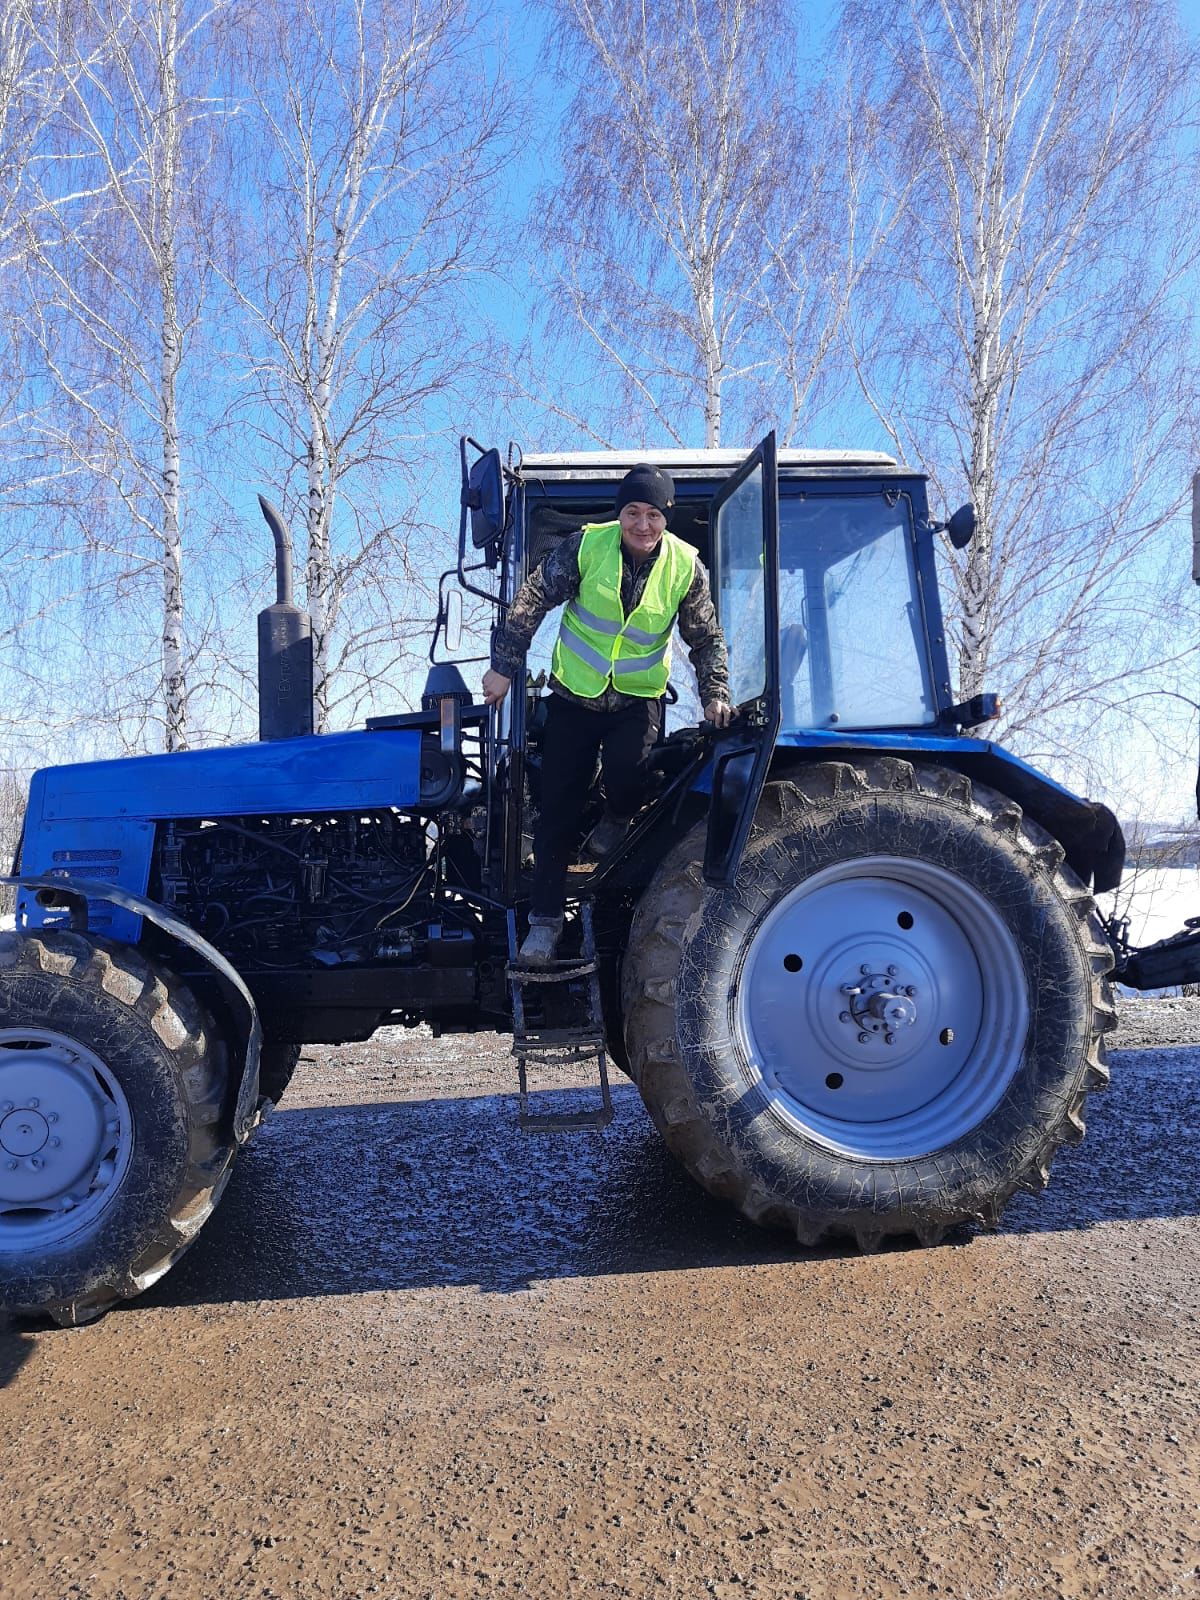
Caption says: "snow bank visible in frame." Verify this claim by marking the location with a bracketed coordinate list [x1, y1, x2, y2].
[1102, 866, 1200, 947]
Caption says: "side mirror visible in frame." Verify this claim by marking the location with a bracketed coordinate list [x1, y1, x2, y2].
[947, 504, 976, 550]
[1191, 469, 1199, 585]
[444, 586, 463, 653]
[460, 441, 505, 550]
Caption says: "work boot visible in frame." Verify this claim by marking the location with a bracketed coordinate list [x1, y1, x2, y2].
[586, 813, 632, 859]
[519, 915, 563, 968]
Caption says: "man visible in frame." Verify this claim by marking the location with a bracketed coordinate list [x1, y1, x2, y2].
[482, 462, 733, 966]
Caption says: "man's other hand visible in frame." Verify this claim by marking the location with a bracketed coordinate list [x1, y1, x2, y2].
[704, 699, 735, 729]
[482, 669, 511, 706]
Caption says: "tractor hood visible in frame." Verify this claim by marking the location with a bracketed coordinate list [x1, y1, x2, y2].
[17, 728, 423, 943]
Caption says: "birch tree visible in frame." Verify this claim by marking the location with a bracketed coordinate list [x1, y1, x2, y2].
[535, 0, 855, 448]
[227, 0, 510, 730]
[18, 0, 232, 753]
[841, 0, 1200, 742]
[0, 2, 108, 536]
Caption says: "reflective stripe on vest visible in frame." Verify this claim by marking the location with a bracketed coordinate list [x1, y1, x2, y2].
[553, 521, 696, 699]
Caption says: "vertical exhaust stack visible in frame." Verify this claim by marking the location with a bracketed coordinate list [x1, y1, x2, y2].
[256, 495, 314, 741]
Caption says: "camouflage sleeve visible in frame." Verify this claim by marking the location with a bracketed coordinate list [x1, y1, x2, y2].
[677, 559, 730, 706]
[489, 531, 584, 679]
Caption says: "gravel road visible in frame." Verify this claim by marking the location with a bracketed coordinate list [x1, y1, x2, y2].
[2, 996, 1198, 1600]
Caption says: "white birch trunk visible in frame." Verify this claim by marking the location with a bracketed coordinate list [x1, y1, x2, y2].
[699, 279, 722, 448]
[305, 402, 331, 732]
[302, 50, 366, 733]
[158, 0, 187, 750]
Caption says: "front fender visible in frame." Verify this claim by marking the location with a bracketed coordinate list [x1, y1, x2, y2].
[2, 873, 262, 1143]
[773, 732, 1126, 893]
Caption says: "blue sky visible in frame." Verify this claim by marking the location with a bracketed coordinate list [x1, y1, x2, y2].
[4, 0, 1198, 826]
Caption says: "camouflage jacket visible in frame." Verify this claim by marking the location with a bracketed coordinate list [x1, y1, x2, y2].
[490, 528, 731, 714]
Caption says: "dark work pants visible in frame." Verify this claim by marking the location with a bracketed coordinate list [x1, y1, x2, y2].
[532, 691, 662, 918]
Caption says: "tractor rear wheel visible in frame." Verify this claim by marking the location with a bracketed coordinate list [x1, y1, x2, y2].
[622, 759, 1116, 1248]
[0, 929, 234, 1325]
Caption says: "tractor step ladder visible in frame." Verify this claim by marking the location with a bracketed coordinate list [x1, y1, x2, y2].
[506, 901, 614, 1133]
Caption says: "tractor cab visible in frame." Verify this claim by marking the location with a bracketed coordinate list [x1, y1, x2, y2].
[445, 433, 960, 895]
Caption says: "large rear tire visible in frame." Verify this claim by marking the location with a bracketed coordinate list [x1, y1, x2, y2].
[622, 759, 1116, 1248]
[0, 930, 234, 1325]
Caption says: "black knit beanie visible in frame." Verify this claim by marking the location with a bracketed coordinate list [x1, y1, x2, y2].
[615, 463, 675, 517]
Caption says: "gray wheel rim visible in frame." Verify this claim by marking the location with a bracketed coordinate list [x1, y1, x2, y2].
[0, 1027, 133, 1250]
[735, 854, 1030, 1160]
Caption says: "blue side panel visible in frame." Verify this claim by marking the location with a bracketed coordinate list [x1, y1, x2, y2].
[18, 729, 423, 944]
[18, 817, 156, 943]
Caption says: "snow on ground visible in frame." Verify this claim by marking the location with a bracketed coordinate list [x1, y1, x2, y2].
[1101, 865, 1200, 947]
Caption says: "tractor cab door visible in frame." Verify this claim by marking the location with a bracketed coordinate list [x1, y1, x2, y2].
[703, 431, 781, 887]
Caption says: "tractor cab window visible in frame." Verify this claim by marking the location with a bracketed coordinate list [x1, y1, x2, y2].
[712, 460, 768, 706]
[778, 495, 934, 729]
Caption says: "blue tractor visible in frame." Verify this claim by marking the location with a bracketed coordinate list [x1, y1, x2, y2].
[1, 432, 1182, 1325]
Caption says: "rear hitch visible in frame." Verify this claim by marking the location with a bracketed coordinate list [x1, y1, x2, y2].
[1110, 915, 1200, 990]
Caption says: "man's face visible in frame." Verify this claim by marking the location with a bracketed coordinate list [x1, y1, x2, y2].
[619, 500, 666, 558]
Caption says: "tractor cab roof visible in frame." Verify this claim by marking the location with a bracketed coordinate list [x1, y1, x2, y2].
[519, 447, 905, 481]
[517, 447, 921, 575]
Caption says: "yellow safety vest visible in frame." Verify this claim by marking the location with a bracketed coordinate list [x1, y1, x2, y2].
[553, 522, 697, 699]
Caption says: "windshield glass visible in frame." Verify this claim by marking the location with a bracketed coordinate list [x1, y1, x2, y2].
[778, 494, 934, 729]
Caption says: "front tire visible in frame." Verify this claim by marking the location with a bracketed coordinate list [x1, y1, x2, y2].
[259, 1042, 302, 1103]
[622, 759, 1116, 1248]
[0, 930, 234, 1325]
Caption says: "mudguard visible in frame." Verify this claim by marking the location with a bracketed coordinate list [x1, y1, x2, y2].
[773, 731, 1126, 893]
[2, 873, 263, 1143]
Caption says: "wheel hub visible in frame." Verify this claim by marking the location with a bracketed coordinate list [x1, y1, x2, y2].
[0, 1035, 128, 1226]
[841, 966, 918, 1043]
[1, 1107, 50, 1157]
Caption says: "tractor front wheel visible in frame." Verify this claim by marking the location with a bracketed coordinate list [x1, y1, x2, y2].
[622, 759, 1115, 1248]
[0, 930, 234, 1325]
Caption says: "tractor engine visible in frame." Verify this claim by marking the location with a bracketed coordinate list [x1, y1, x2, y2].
[151, 810, 435, 972]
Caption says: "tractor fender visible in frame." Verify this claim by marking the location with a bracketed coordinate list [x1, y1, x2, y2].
[1, 872, 263, 1143]
[771, 733, 1126, 894]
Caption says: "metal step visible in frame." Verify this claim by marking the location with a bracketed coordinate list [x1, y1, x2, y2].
[506, 903, 614, 1134]
[506, 957, 598, 985]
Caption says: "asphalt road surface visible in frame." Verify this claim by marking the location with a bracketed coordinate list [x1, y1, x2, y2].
[2, 998, 1198, 1600]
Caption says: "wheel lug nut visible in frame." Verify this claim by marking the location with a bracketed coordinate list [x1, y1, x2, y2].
[839, 1011, 851, 1024]
[27, 1098, 39, 1109]
[28, 1156, 43, 1170]
[5, 1160, 15, 1171]
[50, 1137, 61, 1148]
[886, 965, 897, 977]
[47, 1113, 59, 1124]
[884, 1032, 895, 1045]
[906, 986, 916, 997]
[860, 964, 871, 975]
[857, 1031, 870, 1043]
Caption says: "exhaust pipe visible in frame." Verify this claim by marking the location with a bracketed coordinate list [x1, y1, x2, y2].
[256, 495, 314, 741]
